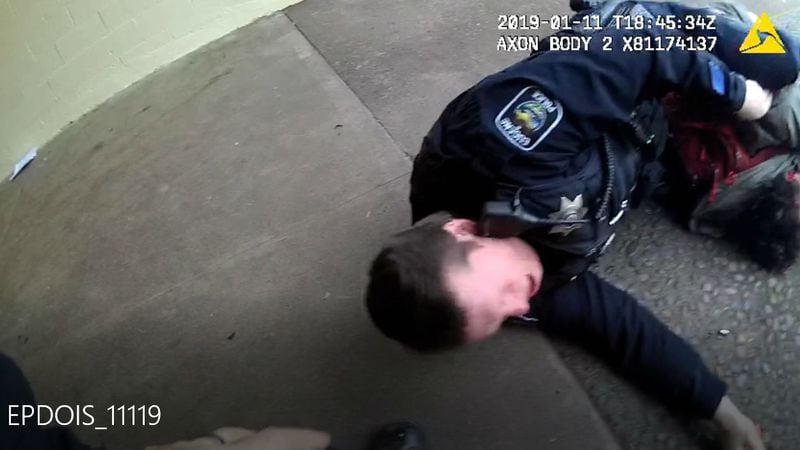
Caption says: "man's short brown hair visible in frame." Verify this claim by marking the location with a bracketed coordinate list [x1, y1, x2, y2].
[365, 213, 479, 352]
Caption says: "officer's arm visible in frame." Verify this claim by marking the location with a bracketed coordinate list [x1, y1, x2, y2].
[531, 26, 749, 130]
[532, 272, 766, 448]
[531, 271, 726, 418]
[651, 1, 800, 91]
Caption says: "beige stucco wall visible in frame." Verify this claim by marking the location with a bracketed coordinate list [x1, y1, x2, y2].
[0, 0, 300, 173]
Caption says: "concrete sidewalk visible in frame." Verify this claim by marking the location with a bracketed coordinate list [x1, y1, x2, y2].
[0, 12, 619, 450]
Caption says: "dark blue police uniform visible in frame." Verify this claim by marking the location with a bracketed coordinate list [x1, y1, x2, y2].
[410, 2, 800, 418]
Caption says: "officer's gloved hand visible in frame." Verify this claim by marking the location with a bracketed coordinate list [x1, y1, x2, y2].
[713, 396, 766, 450]
[736, 79, 774, 121]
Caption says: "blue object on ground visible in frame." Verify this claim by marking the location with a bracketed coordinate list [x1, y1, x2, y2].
[9, 148, 37, 181]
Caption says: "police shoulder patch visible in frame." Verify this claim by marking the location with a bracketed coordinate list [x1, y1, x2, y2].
[494, 86, 563, 152]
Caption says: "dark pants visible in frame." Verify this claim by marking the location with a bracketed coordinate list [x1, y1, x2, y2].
[0, 354, 95, 450]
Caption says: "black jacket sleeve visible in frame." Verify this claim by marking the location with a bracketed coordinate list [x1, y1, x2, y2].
[0, 354, 100, 450]
[530, 271, 727, 419]
[529, 25, 747, 135]
[649, 1, 800, 91]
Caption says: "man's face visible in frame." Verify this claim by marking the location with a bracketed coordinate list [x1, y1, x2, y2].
[441, 219, 543, 343]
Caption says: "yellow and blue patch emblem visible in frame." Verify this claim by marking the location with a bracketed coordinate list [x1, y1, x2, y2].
[495, 87, 563, 152]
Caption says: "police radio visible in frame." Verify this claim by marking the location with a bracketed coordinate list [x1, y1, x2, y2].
[478, 132, 619, 239]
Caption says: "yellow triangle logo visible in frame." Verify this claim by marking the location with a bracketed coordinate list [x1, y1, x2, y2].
[739, 12, 786, 54]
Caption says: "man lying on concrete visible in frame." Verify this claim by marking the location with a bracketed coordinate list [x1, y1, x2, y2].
[364, 2, 800, 450]
[660, 79, 800, 272]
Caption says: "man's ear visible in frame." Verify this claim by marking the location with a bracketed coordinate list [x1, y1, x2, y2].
[443, 218, 478, 239]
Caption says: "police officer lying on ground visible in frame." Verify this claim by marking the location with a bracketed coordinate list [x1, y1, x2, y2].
[364, 2, 800, 450]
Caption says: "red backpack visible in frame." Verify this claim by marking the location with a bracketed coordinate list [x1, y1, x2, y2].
[663, 94, 789, 202]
